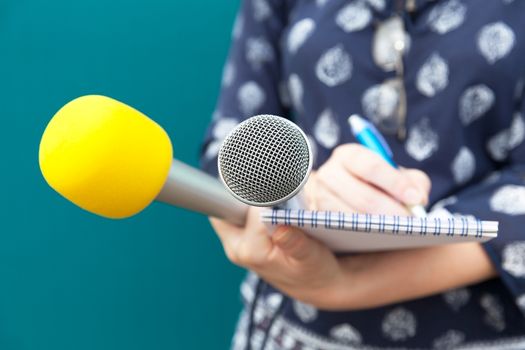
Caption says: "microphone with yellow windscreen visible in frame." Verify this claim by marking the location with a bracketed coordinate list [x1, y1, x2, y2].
[39, 95, 248, 225]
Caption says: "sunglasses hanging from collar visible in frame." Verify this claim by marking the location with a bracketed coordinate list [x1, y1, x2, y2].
[369, 2, 414, 140]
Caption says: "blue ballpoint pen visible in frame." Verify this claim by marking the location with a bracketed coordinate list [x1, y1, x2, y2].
[348, 114, 427, 218]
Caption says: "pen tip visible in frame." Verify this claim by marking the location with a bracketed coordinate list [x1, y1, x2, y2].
[410, 205, 428, 218]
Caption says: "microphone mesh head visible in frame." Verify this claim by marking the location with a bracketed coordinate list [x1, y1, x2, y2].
[218, 115, 312, 206]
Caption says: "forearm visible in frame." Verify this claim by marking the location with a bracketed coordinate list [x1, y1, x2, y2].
[333, 243, 497, 310]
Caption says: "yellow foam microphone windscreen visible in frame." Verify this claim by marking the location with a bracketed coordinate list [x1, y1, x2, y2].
[39, 95, 173, 219]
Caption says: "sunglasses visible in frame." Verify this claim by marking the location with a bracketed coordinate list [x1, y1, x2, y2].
[369, 15, 409, 140]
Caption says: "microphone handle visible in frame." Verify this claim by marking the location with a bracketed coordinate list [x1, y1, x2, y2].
[156, 159, 248, 226]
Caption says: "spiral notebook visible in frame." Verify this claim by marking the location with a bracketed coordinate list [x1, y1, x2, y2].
[261, 209, 498, 252]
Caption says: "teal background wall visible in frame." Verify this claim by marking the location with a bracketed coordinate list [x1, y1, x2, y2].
[0, 1, 244, 349]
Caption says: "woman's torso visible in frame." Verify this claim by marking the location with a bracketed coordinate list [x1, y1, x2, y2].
[231, 0, 525, 349]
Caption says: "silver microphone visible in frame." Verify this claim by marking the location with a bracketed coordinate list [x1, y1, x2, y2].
[218, 115, 313, 207]
[160, 114, 312, 226]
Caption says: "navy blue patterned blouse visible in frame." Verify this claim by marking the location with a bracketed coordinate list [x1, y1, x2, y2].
[200, 0, 525, 348]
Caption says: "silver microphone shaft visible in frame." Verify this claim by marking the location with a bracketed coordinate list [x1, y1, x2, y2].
[156, 159, 248, 226]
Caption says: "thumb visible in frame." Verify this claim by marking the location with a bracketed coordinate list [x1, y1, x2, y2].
[272, 226, 319, 262]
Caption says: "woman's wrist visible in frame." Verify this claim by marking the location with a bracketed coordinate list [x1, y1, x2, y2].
[302, 256, 365, 311]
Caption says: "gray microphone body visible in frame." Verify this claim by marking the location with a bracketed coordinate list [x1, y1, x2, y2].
[156, 159, 249, 226]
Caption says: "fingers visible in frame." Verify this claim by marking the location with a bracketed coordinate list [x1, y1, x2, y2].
[209, 217, 243, 264]
[400, 168, 432, 205]
[333, 144, 429, 206]
[210, 207, 274, 268]
[272, 227, 313, 261]
[303, 171, 320, 210]
[317, 161, 411, 215]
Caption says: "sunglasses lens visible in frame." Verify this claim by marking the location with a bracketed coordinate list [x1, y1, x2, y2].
[372, 16, 410, 72]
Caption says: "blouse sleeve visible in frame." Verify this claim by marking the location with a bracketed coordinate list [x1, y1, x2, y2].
[432, 95, 525, 314]
[199, 0, 290, 177]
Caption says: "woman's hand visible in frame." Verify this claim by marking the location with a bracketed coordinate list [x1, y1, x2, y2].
[210, 143, 496, 310]
[212, 210, 496, 310]
[210, 206, 348, 309]
[304, 144, 431, 215]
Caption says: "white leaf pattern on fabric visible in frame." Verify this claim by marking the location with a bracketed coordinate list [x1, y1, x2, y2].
[451, 146, 476, 185]
[490, 185, 525, 215]
[211, 110, 221, 121]
[428, 206, 453, 218]
[506, 113, 524, 149]
[405, 118, 439, 161]
[427, 0, 467, 34]
[250, 329, 266, 350]
[240, 272, 259, 304]
[480, 294, 506, 332]
[416, 53, 449, 97]
[205, 117, 239, 159]
[212, 118, 239, 139]
[382, 307, 417, 341]
[362, 83, 400, 128]
[246, 37, 274, 70]
[432, 196, 458, 210]
[516, 294, 525, 312]
[502, 242, 525, 277]
[459, 85, 495, 125]
[315, 44, 352, 87]
[231, 311, 249, 350]
[313, 109, 340, 149]
[253, 299, 267, 324]
[238, 81, 266, 115]
[288, 18, 316, 54]
[335, 2, 372, 33]
[432, 330, 465, 349]
[329, 324, 362, 344]
[252, 294, 283, 325]
[477, 22, 516, 64]
[233, 14, 244, 40]
[366, 0, 386, 11]
[222, 61, 235, 87]
[293, 300, 318, 323]
[316, 0, 329, 6]
[288, 74, 304, 111]
[252, 0, 271, 22]
[487, 134, 510, 162]
[282, 334, 297, 350]
[266, 293, 284, 314]
[487, 113, 525, 161]
[204, 140, 222, 160]
[442, 287, 471, 312]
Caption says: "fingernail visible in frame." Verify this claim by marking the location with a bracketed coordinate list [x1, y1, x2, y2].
[403, 188, 422, 205]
